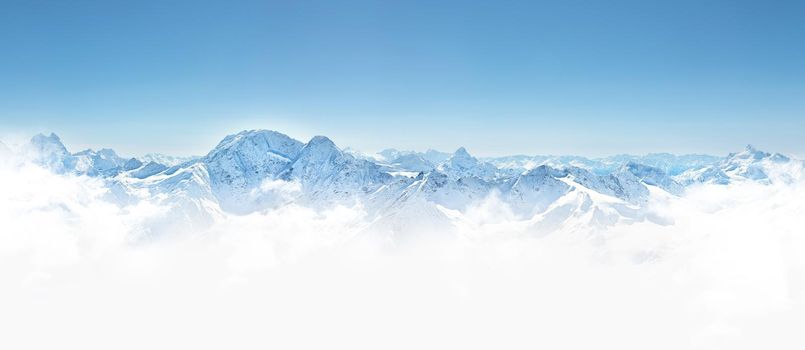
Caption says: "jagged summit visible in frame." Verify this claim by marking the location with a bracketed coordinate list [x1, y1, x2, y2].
[128, 161, 168, 179]
[438, 146, 499, 180]
[729, 145, 788, 163]
[207, 129, 304, 160]
[454, 147, 470, 157]
[283, 135, 389, 187]
[422, 149, 451, 164]
[140, 153, 198, 167]
[202, 129, 305, 213]
[303, 135, 340, 154]
[307, 135, 336, 146]
[732, 144, 770, 160]
[123, 158, 144, 171]
[444, 147, 477, 168]
[389, 153, 435, 172]
[676, 144, 801, 185]
[619, 162, 684, 195]
[32, 132, 62, 143]
[30, 132, 69, 154]
[26, 132, 72, 172]
[74, 148, 121, 159]
[293, 136, 343, 164]
[12, 130, 803, 230]
[377, 148, 405, 162]
[71, 148, 128, 176]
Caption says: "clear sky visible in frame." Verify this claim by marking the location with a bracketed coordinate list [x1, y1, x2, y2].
[1, 0, 804, 158]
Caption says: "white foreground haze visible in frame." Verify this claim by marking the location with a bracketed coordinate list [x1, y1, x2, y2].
[1, 131, 804, 349]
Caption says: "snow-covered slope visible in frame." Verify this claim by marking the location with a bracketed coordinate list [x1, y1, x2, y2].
[117, 162, 224, 234]
[71, 148, 131, 177]
[140, 153, 199, 167]
[387, 154, 435, 173]
[279, 136, 392, 204]
[26, 133, 73, 173]
[376, 148, 451, 165]
[12, 130, 797, 240]
[602, 153, 721, 176]
[676, 145, 803, 185]
[483, 153, 720, 176]
[128, 161, 168, 179]
[392, 171, 494, 211]
[619, 162, 684, 195]
[437, 147, 500, 181]
[23, 133, 132, 176]
[204, 130, 305, 212]
[504, 165, 572, 216]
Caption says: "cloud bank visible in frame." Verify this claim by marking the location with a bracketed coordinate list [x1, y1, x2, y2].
[1, 159, 804, 350]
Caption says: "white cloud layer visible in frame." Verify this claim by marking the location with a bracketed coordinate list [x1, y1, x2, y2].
[1, 160, 804, 349]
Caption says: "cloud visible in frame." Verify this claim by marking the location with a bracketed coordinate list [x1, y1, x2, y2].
[1, 161, 804, 349]
[245, 178, 304, 209]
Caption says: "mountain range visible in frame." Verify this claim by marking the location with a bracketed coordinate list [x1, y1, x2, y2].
[4, 130, 802, 237]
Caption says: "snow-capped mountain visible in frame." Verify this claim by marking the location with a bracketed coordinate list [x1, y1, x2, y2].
[437, 147, 500, 181]
[602, 153, 721, 176]
[127, 131, 392, 216]
[127, 161, 167, 179]
[71, 148, 133, 177]
[8, 130, 799, 238]
[483, 153, 720, 176]
[619, 162, 684, 196]
[676, 145, 803, 185]
[26, 133, 73, 173]
[504, 165, 573, 216]
[203, 129, 305, 212]
[386, 154, 435, 173]
[140, 153, 199, 167]
[23, 133, 142, 177]
[278, 135, 391, 204]
[132, 162, 223, 232]
[500, 163, 680, 218]
[376, 148, 451, 165]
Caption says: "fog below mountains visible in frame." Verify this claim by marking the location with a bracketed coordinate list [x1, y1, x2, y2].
[2, 157, 804, 350]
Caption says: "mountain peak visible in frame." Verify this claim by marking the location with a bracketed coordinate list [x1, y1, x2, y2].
[618, 161, 678, 189]
[294, 136, 342, 162]
[208, 129, 304, 160]
[441, 147, 477, 170]
[98, 148, 118, 156]
[31, 132, 63, 144]
[213, 129, 296, 148]
[732, 144, 769, 161]
[307, 135, 337, 148]
[454, 147, 470, 157]
[619, 161, 662, 175]
[301, 136, 342, 156]
[123, 158, 144, 171]
[525, 164, 554, 177]
[29, 132, 68, 154]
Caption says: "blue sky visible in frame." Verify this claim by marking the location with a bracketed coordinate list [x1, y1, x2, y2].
[1, 0, 804, 157]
